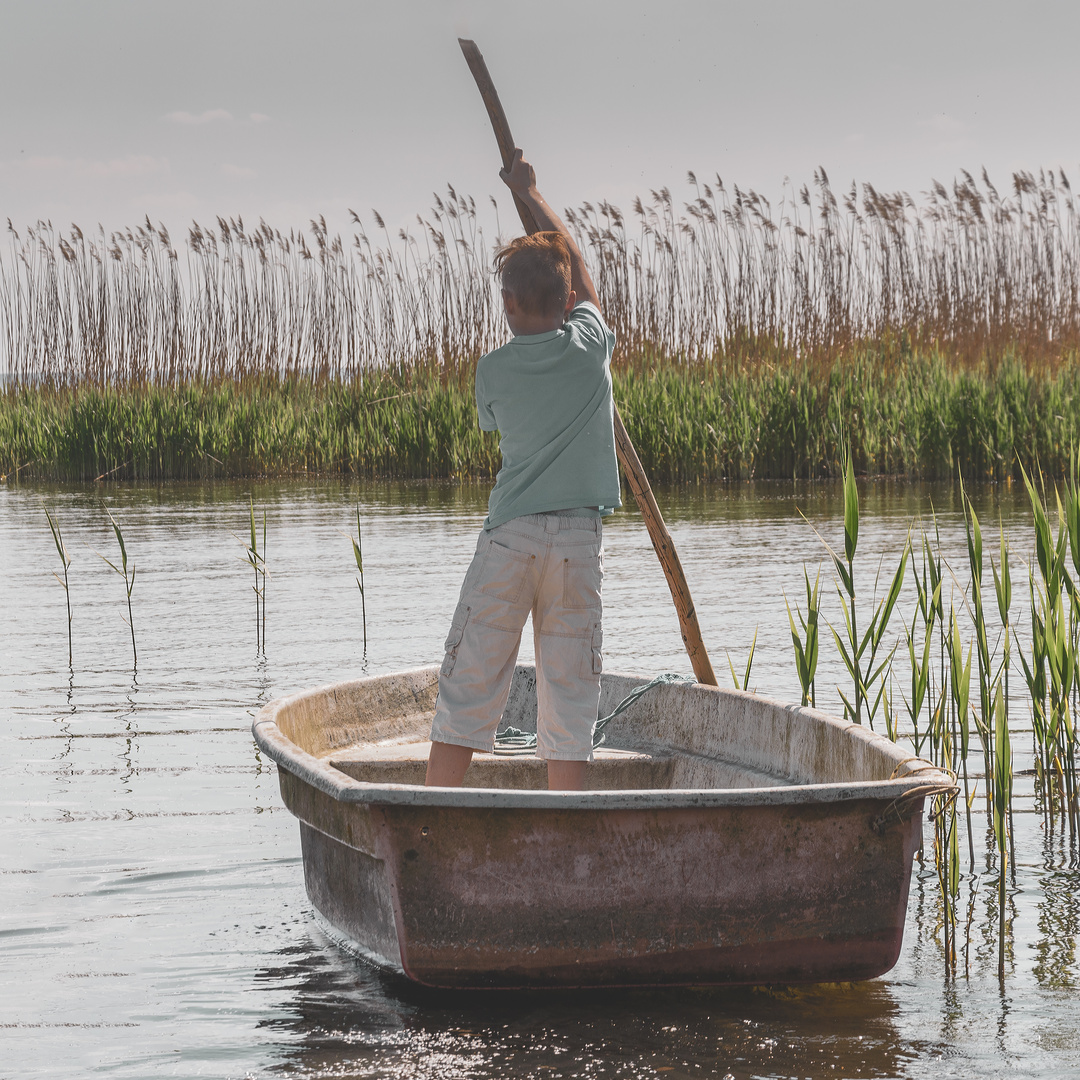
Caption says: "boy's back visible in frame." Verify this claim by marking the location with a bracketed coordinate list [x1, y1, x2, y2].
[476, 301, 620, 528]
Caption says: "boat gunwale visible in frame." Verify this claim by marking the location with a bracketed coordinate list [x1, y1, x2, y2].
[252, 666, 954, 811]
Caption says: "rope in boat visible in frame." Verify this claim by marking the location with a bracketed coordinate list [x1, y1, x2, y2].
[492, 673, 695, 756]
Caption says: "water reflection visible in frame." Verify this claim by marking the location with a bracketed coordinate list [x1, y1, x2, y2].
[255, 926, 919, 1079]
[4, 478, 1080, 1078]
[1033, 860, 1080, 989]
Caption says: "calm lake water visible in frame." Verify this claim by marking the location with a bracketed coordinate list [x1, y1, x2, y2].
[2, 478, 1078, 1079]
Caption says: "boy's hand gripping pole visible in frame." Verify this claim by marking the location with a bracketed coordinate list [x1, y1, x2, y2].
[458, 38, 718, 687]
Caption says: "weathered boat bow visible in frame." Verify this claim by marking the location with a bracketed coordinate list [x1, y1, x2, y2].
[253, 665, 954, 988]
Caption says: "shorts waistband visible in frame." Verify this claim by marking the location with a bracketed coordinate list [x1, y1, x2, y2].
[492, 513, 602, 536]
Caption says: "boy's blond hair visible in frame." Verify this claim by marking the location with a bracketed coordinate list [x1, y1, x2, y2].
[494, 231, 572, 318]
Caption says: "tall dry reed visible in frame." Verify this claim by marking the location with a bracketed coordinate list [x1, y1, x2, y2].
[3, 169, 1078, 387]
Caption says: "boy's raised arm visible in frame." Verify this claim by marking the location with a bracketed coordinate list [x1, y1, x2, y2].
[500, 148, 601, 313]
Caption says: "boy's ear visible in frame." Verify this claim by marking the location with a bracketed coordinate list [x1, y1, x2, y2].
[563, 289, 577, 318]
[502, 288, 517, 314]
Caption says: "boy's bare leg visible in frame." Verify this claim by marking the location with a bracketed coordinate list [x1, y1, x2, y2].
[425, 742, 475, 787]
[547, 760, 587, 791]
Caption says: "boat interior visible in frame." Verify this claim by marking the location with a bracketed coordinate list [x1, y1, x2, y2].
[271, 665, 919, 793]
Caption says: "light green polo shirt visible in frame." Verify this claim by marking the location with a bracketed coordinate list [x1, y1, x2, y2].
[476, 301, 621, 530]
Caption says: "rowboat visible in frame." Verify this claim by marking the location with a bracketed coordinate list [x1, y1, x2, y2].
[252, 664, 953, 989]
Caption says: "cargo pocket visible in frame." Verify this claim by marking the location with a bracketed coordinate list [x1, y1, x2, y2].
[440, 603, 470, 677]
[581, 621, 603, 678]
[563, 549, 603, 609]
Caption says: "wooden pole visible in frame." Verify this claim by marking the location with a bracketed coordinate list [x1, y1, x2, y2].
[458, 38, 717, 686]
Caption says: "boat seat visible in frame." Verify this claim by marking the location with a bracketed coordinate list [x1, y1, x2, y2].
[328, 741, 676, 791]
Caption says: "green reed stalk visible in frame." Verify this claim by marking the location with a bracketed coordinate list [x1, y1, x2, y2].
[828, 449, 866, 723]
[1062, 451, 1080, 829]
[947, 607, 977, 869]
[905, 532, 943, 759]
[785, 566, 821, 708]
[244, 497, 267, 653]
[904, 610, 936, 759]
[821, 447, 907, 728]
[932, 703, 960, 978]
[991, 520, 1016, 881]
[1019, 568, 1052, 825]
[96, 504, 137, 669]
[960, 477, 994, 815]
[352, 506, 367, 656]
[929, 521, 948, 769]
[991, 683, 1012, 981]
[43, 505, 72, 667]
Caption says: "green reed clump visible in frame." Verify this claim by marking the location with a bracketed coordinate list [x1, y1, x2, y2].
[5, 349, 1080, 483]
[1018, 464, 1080, 837]
[615, 347, 1080, 483]
[795, 464, 1080, 980]
[0, 374, 502, 482]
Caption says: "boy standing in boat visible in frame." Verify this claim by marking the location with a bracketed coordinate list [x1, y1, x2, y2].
[425, 149, 620, 792]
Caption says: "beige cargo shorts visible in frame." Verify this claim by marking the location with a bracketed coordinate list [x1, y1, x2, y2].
[430, 513, 603, 760]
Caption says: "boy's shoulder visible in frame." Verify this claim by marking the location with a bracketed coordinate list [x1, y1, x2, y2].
[565, 301, 615, 354]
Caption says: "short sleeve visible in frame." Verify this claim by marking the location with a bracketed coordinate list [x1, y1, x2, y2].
[567, 301, 616, 357]
[475, 366, 497, 431]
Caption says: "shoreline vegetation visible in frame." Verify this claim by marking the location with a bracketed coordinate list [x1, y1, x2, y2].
[3, 167, 1079, 481]
[3, 352, 1080, 482]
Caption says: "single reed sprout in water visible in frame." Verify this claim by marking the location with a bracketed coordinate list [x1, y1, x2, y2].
[43, 505, 72, 666]
[94, 503, 137, 669]
[784, 566, 821, 707]
[725, 628, 757, 692]
[239, 497, 268, 653]
[992, 683, 1012, 981]
[352, 506, 367, 655]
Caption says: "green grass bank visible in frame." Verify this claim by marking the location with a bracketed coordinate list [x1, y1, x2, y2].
[3, 349, 1079, 483]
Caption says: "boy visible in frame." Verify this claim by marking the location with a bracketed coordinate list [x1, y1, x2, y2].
[425, 148, 620, 792]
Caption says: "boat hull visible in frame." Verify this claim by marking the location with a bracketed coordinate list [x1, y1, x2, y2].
[258, 665, 950, 989]
[281, 768, 921, 988]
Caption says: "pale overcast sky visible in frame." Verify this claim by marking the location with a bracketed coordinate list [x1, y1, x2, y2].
[1, 0, 1076, 240]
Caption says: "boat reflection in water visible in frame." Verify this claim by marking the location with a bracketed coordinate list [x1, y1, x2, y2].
[253, 664, 955, 990]
[254, 925, 916, 1078]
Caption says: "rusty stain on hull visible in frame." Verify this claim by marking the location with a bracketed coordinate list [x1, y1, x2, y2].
[253, 665, 954, 989]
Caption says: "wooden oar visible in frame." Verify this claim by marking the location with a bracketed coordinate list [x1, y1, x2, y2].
[459, 38, 718, 687]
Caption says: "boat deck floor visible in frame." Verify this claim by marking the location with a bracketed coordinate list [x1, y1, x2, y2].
[327, 740, 793, 791]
